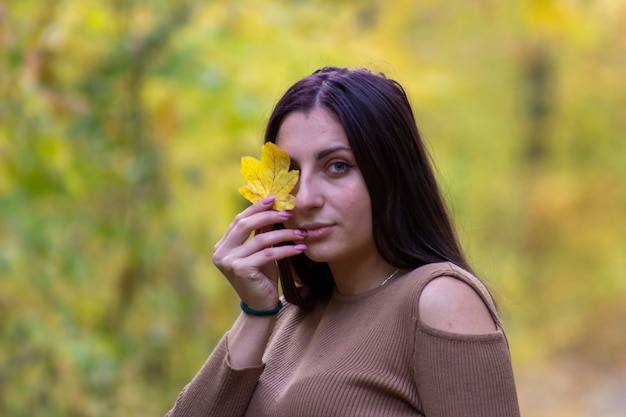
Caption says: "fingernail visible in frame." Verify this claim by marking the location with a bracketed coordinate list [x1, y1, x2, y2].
[294, 229, 307, 236]
[294, 244, 307, 251]
[278, 211, 292, 218]
[262, 196, 275, 205]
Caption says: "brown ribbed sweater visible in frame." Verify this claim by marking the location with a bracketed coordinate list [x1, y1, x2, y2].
[166, 262, 520, 417]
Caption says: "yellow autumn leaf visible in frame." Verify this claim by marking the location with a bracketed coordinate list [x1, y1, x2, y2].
[238, 142, 299, 211]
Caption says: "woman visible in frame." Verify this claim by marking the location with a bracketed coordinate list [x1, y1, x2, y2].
[166, 67, 521, 416]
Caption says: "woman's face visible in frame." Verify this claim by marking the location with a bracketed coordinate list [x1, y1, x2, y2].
[276, 107, 379, 268]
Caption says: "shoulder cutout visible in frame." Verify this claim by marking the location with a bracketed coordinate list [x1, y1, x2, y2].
[418, 276, 497, 334]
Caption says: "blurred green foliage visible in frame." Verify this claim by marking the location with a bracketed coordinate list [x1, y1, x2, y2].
[1, 0, 625, 416]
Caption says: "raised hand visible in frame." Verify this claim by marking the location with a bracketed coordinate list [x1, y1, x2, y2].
[212, 195, 306, 310]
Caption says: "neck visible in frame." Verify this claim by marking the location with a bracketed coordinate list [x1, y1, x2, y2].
[330, 257, 398, 295]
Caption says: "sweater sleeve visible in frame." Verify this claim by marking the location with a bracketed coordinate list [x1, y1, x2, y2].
[164, 333, 265, 417]
[412, 324, 521, 417]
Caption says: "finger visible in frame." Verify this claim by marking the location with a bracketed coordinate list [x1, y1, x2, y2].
[222, 196, 276, 238]
[221, 228, 305, 262]
[220, 209, 292, 249]
[219, 197, 278, 243]
[213, 227, 305, 274]
[228, 243, 307, 281]
[248, 227, 306, 255]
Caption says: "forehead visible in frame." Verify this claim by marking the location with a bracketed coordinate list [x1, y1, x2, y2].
[275, 107, 350, 154]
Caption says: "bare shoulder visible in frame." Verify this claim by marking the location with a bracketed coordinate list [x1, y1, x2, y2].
[418, 275, 497, 334]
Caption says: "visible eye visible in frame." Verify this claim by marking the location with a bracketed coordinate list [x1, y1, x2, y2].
[327, 161, 352, 175]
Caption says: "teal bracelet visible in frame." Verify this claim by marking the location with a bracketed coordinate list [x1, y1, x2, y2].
[240, 300, 283, 316]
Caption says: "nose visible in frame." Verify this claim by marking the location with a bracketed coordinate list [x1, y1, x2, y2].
[293, 173, 323, 211]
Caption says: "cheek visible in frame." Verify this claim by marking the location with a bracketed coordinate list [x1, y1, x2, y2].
[345, 198, 372, 226]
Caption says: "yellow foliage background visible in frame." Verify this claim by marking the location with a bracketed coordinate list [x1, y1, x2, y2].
[1, 1, 625, 416]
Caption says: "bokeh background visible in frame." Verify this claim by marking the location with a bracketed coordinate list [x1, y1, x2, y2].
[1, 0, 625, 416]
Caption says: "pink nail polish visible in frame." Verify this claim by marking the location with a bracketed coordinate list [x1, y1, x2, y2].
[262, 196, 275, 205]
[294, 244, 307, 251]
[279, 211, 292, 218]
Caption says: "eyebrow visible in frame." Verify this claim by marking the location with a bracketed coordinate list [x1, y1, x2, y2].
[290, 146, 352, 165]
[316, 146, 352, 160]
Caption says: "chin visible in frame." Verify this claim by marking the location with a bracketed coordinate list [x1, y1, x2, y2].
[302, 250, 327, 263]
[302, 245, 345, 265]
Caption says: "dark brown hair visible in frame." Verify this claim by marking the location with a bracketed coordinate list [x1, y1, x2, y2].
[265, 67, 472, 310]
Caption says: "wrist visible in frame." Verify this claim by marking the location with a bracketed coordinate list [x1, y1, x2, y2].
[240, 299, 283, 316]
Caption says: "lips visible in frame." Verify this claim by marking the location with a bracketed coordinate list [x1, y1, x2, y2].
[299, 223, 334, 239]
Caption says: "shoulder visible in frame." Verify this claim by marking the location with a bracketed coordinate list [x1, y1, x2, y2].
[398, 262, 499, 335]
[418, 275, 497, 334]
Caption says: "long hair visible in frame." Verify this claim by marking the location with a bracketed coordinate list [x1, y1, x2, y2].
[265, 67, 472, 310]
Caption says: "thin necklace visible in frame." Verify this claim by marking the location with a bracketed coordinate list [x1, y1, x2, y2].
[380, 268, 400, 286]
